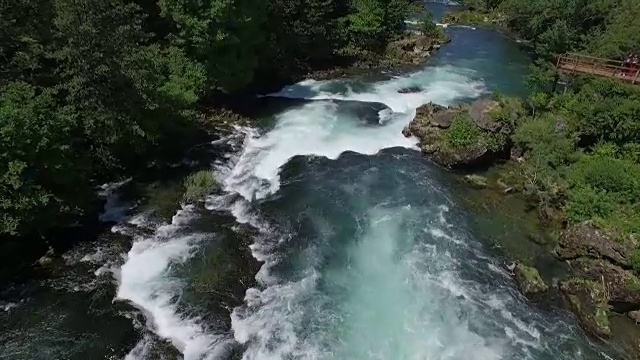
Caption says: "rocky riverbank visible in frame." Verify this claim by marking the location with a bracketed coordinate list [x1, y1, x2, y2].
[304, 32, 450, 81]
[404, 97, 640, 357]
[441, 10, 506, 28]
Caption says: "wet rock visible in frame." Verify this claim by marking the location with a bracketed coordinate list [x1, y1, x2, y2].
[414, 102, 459, 128]
[628, 310, 640, 323]
[555, 222, 631, 267]
[36, 255, 54, 267]
[430, 142, 491, 168]
[469, 99, 502, 132]
[463, 174, 488, 188]
[397, 86, 422, 94]
[386, 33, 448, 66]
[569, 258, 640, 313]
[35, 246, 55, 267]
[336, 100, 389, 126]
[514, 263, 549, 296]
[403, 103, 451, 141]
[559, 278, 611, 337]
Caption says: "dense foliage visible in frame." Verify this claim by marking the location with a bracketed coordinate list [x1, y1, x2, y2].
[458, 0, 640, 58]
[0, 0, 414, 239]
[448, 0, 640, 271]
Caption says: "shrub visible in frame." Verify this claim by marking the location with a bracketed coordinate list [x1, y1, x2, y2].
[565, 155, 640, 235]
[621, 143, 640, 163]
[513, 115, 577, 169]
[558, 79, 640, 146]
[183, 170, 218, 203]
[565, 185, 617, 223]
[567, 155, 640, 200]
[444, 114, 483, 149]
[629, 248, 640, 276]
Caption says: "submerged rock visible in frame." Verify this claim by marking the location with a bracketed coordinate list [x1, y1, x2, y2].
[514, 263, 549, 296]
[628, 310, 640, 323]
[559, 278, 611, 337]
[463, 174, 488, 188]
[555, 222, 631, 268]
[397, 86, 422, 94]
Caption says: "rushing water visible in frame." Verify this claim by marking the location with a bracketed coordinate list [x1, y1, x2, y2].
[115, 6, 621, 359]
[0, 3, 630, 360]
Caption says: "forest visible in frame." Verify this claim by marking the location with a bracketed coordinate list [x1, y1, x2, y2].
[0, 0, 413, 239]
[456, 0, 640, 270]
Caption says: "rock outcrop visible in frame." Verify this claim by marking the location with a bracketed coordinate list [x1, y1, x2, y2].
[555, 222, 632, 268]
[402, 99, 508, 168]
[553, 222, 640, 338]
[569, 258, 640, 313]
[559, 278, 611, 337]
[386, 33, 450, 66]
[513, 263, 549, 296]
[469, 99, 502, 132]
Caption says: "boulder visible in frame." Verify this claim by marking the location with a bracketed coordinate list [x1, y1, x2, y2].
[463, 174, 488, 188]
[555, 222, 631, 267]
[430, 111, 459, 129]
[385, 33, 447, 66]
[429, 143, 490, 168]
[398, 86, 422, 94]
[559, 278, 611, 337]
[403, 100, 506, 169]
[415, 102, 447, 120]
[403, 103, 451, 140]
[35, 246, 55, 267]
[469, 99, 502, 132]
[514, 263, 549, 296]
[628, 310, 640, 323]
[36, 255, 54, 267]
[569, 258, 640, 313]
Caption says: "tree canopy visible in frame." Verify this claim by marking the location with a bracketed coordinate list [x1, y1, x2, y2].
[0, 0, 413, 239]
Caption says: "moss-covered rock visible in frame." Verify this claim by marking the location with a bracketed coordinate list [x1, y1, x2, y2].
[402, 99, 510, 168]
[569, 258, 640, 314]
[554, 221, 632, 267]
[514, 263, 549, 295]
[559, 278, 611, 337]
[384, 32, 450, 66]
[463, 174, 489, 188]
[183, 170, 218, 203]
[441, 10, 506, 27]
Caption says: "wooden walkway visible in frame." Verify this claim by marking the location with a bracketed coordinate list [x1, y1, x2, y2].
[556, 53, 640, 84]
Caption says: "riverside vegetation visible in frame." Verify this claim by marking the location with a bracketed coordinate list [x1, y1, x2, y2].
[404, 0, 640, 346]
[0, 0, 447, 243]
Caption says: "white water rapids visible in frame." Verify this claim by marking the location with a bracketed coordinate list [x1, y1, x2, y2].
[114, 63, 616, 360]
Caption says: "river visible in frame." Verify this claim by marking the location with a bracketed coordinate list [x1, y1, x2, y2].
[0, 2, 629, 360]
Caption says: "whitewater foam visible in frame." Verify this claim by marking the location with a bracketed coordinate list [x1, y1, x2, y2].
[220, 66, 485, 201]
[208, 65, 525, 360]
[115, 206, 232, 360]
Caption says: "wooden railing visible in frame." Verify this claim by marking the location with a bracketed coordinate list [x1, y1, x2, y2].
[556, 53, 640, 84]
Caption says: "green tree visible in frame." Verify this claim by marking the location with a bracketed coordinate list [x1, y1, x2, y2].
[419, 11, 438, 36]
[158, 0, 267, 91]
[0, 82, 93, 236]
